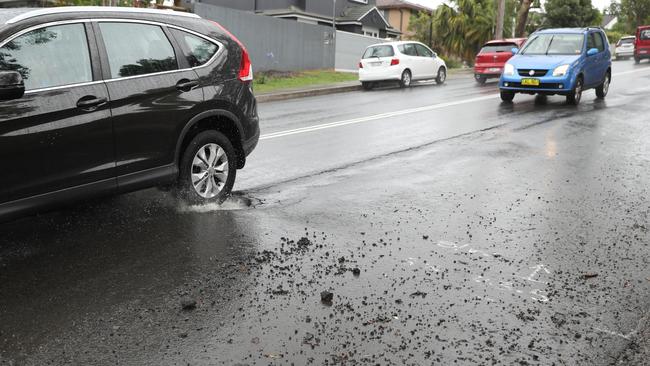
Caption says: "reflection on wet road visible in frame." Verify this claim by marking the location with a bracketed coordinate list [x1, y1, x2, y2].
[1, 61, 649, 365]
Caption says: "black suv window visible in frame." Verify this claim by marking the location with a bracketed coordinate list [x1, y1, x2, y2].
[170, 28, 219, 67]
[414, 44, 433, 57]
[99, 22, 178, 79]
[0, 23, 92, 90]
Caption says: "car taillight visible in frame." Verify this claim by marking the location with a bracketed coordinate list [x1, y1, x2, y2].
[239, 50, 253, 81]
[359, 61, 363, 69]
[211, 21, 253, 82]
[390, 58, 400, 66]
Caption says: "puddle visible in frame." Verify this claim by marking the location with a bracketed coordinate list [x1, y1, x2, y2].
[177, 193, 263, 213]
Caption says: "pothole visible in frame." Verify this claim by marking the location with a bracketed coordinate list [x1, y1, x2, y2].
[177, 192, 263, 213]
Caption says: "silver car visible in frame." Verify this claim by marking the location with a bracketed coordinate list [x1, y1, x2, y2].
[615, 36, 635, 60]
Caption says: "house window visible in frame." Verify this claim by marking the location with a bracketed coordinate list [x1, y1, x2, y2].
[362, 26, 379, 38]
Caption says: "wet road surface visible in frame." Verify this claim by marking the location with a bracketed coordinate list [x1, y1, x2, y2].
[1, 60, 649, 365]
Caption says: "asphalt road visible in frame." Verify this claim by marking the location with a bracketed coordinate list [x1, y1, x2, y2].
[1, 60, 650, 365]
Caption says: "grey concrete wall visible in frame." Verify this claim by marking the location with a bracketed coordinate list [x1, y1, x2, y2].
[195, 3, 335, 72]
[335, 30, 386, 72]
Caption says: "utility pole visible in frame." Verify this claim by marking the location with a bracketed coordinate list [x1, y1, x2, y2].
[332, 0, 337, 48]
[495, 0, 505, 39]
[428, 11, 433, 48]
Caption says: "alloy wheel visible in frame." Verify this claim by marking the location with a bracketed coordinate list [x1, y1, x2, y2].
[191, 143, 229, 199]
[438, 68, 446, 83]
[574, 80, 583, 104]
[402, 71, 411, 87]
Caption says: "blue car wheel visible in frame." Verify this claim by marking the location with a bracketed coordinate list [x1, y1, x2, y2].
[566, 77, 583, 105]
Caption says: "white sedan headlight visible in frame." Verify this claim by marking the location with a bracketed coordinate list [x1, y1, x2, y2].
[553, 64, 570, 77]
[504, 63, 515, 76]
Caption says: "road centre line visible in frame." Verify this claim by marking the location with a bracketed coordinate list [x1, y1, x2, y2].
[259, 67, 650, 141]
[260, 94, 499, 140]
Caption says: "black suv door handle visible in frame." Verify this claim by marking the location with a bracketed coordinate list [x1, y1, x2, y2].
[77, 96, 107, 110]
[176, 79, 199, 92]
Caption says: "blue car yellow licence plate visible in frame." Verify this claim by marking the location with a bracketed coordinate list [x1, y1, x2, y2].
[521, 78, 540, 86]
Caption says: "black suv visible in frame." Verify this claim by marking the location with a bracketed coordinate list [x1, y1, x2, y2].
[0, 7, 260, 221]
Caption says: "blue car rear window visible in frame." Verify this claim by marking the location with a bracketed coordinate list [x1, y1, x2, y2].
[521, 34, 584, 55]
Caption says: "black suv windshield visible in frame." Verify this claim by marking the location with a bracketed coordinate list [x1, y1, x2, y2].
[521, 34, 584, 55]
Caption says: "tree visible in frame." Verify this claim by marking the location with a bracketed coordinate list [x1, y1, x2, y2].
[605, 1, 622, 16]
[515, 0, 532, 37]
[409, 11, 436, 47]
[409, 0, 518, 63]
[432, 0, 496, 62]
[621, 0, 650, 27]
[544, 0, 601, 28]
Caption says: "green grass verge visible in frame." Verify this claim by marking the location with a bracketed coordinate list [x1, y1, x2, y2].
[254, 69, 358, 94]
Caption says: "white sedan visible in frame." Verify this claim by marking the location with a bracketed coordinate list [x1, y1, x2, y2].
[358, 41, 447, 90]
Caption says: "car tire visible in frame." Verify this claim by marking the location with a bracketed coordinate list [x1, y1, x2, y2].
[475, 74, 487, 85]
[436, 67, 447, 84]
[500, 90, 515, 102]
[566, 77, 583, 105]
[595, 72, 610, 99]
[399, 70, 412, 88]
[176, 130, 237, 205]
[635, 57, 640, 64]
[361, 81, 374, 91]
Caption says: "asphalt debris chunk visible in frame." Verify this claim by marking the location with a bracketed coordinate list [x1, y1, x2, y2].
[321, 290, 334, 304]
[180, 296, 197, 311]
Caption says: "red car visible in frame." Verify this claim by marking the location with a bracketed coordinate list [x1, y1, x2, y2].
[474, 38, 527, 84]
[634, 25, 650, 63]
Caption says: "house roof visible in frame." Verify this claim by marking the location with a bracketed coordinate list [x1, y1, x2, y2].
[262, 4, 396, 32]
[376, 0, 434, 12]
[339, 4, 391, 28]
[601, 14, 617, 28]
[338, 4, 374, 22]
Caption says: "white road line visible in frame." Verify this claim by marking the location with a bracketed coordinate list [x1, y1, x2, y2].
[260, 94, 499, 140]
[259, 67, 650, 141]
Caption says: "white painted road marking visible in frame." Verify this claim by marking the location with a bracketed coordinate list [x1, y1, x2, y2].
[259, 67, 650, 141]
[260, 94, 499, 140]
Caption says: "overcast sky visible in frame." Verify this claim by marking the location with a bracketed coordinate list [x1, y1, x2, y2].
[407, 0, 613, 12]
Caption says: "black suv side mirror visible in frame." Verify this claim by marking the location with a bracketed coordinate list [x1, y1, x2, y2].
[0, 71, 25, 101]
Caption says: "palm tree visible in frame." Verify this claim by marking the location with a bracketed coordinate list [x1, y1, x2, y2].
[433, 0, 496, 63]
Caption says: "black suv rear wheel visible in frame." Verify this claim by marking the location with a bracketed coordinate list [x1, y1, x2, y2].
[177, 130, 237, 204]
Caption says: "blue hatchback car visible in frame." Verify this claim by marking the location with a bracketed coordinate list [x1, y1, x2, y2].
[499, 27, 611, 105]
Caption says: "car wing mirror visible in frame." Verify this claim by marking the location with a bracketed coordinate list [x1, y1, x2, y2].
[511, 47, 519, 54]
[0, 71, 25, 101]
[587, 48, 599, 56]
